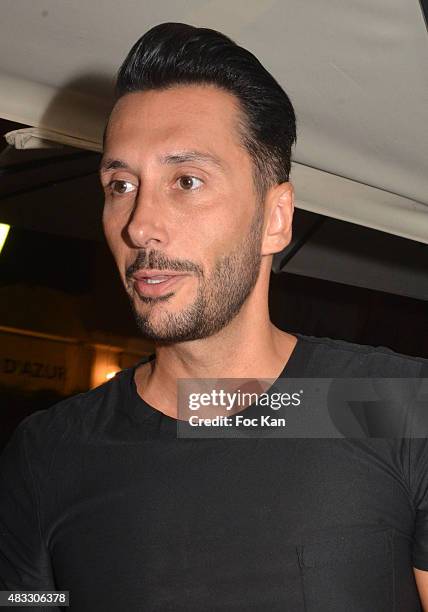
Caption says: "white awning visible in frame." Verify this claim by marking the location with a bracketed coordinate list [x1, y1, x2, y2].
[1, 0, 427, 243]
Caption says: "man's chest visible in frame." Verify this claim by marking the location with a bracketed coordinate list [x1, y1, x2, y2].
[45, 439, 420, 611]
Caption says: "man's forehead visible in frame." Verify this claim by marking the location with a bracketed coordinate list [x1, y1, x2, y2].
[102, 87, 247, 169]
[105, 86, 242, 140]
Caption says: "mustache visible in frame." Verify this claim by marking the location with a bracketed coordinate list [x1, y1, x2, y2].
[125, 249, 203, 279]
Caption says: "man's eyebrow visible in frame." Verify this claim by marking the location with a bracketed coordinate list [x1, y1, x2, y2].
[159, 151, 224, 169]
[99, 150, 225, 174]
[99, 158, 130, 174]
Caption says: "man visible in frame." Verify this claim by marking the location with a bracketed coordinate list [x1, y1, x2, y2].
[1, 22, 428, 611]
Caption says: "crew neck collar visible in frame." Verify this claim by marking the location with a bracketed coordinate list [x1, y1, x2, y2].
[120, 332, 311, 425]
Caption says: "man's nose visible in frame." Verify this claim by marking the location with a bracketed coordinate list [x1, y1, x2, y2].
[126, 188, 169, 249]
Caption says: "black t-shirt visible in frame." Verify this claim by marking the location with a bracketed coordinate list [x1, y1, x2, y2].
[1, 333, 428, 611]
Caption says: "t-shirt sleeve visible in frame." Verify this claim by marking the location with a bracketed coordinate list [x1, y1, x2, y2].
[0, 416, 57, 592]
[410, 438, 428, 570]
[408, 361, 428, 570]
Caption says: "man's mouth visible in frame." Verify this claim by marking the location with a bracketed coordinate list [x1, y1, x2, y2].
[140, 275, 175, 285]
[131, 271, 189, 297]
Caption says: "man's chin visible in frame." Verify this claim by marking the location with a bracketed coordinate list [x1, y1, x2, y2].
[130, 307, 188, 344]
[134, 323, 200, 345]
[132, 307, 216, 344]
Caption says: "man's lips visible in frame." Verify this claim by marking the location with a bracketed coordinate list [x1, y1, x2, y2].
[131, 270, 189, 298]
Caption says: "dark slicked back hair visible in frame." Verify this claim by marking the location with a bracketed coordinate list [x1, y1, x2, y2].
[114, 22, 296, 200]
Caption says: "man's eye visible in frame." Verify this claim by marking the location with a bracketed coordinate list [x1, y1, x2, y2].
[176, 176, 203, 191]
[108, 180, 136, 195]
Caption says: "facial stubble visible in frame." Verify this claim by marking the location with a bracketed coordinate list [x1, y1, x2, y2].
[128, 206, 264, 344]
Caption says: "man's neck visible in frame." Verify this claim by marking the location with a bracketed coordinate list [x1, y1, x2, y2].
[134, 313, 298, 419]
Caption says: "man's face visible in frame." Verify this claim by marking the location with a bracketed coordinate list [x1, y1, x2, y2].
[101, 85, 265, 344]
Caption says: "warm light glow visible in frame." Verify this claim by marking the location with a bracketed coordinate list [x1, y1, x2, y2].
[105, 370, 120, 380]
[91, 350, 121, 388]
[0, 224, 10, 254]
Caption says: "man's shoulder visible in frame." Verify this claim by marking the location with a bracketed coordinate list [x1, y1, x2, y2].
[298, 333, 428, 376]
[11, 367, 133, 449]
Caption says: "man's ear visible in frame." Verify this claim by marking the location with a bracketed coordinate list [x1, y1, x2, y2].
[262, 182, 294, 256]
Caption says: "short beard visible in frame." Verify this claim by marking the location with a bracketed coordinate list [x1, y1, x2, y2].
[127, 206, 264, 345]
